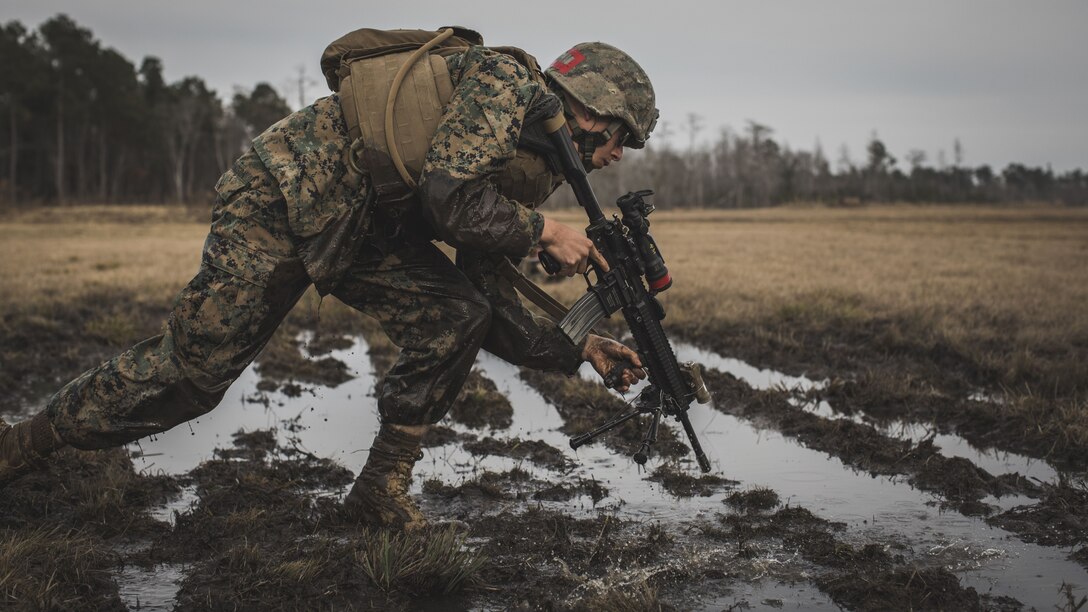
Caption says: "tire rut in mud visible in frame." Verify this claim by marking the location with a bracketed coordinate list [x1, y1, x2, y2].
[703, 367, 1088, 569]
[700, 501, 1011, 611]
[515, 366, 1024, 609]
[676, 322, 1088, 472]
[812, 369, 1088, 473]
[987, 483, 1088, 570]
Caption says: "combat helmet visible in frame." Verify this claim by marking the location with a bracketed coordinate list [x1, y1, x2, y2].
[546, 42, 659, 165]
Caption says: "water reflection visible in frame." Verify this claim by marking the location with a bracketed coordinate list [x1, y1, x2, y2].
[120, 334, 1084, 610]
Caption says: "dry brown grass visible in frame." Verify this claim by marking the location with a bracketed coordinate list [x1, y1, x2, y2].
[0, 205, 206, 309]
[546, 204, 1088, 460]
[18, 204, 1082, 342]
[545, 205, 1088, 342]
[0, 526, 122, 608]
[3, 203, 1086, 456]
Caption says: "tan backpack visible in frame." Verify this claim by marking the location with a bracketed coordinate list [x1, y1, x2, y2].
[320, 27, 482, 206]
[321, 27, 549, 206]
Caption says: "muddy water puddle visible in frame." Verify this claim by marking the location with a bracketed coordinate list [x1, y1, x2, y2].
[672, 341, 1066, 487]
[884, 420, 1062, 485]
[109, 335, 1088, 608]
[116, 562, 186, 611]
[589, 342, 1086, 608]
[789, 398, 1065, 487]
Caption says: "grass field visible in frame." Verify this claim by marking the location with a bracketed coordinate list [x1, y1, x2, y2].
[2, 203, 1086, 456]
[2, 202, 1087, 609]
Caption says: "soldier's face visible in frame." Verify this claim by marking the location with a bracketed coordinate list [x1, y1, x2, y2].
[590, 126, 625, 169]
[572, 111, 626, 169]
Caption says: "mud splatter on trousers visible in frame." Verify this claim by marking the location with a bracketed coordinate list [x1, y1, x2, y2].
[46, 149, 490, 449]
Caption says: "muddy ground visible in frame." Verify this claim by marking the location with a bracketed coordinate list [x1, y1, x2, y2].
[2, 208, 1087, 608]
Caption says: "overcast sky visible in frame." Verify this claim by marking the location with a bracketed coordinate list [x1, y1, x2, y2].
[7, 0, 1087, 171]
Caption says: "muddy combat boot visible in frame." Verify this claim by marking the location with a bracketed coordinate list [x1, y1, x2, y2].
[0, 412, 66, 488]
[344, 423, 428, 531]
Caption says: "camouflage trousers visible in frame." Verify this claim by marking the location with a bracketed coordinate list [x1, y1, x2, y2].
[46, 150, 491, 450]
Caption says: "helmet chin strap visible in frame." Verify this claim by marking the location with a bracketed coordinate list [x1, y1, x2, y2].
[564, 110, 606, 172]
[554, 86, 623, 172]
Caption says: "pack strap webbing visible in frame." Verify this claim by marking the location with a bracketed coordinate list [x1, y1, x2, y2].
[495, 258, 614, 341]
[385, 28, 455, 189]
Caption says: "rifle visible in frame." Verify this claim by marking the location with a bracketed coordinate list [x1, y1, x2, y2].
[532, 118, 713, 472]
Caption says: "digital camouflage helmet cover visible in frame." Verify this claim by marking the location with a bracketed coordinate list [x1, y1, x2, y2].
[546, 42, 659, 150]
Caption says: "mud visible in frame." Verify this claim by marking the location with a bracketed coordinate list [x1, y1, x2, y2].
[448, 370, 514, 431]
[144, 431, 694, 610]
[0, 289, 170, 415]
[140, 430, 352, 566]
[468, 508, 682, 609]
[724, 488, 781, 513]
[0, 447, 178, 539]
[707, 504, 1013, 611]
[676, 306, 1086, 401]
[818, 567, 989, 611]
[518, 368, 689, 461]
[254, 332, 353, 390]
[423, 467, 607, 507]
[678, 319, 1088, 470]
[303, 332, 355, 356]
[0, 526, 125, 609]
[4, 294, 1087, 608]
[421, 424, 474, 448]
[417, 463, 604, 503]
[533, 477, 609, 503]
[0, 444, 181, 609]
[462, 436, 573, 470]
[649, 462, 738, 497]
[422, 469, 518, 501]
[813, 369, 1088, 472]
[701, 365, 1088, 578]
[702, 368, 1043, 515]
[174, 536, 389, 610]
[136, 430, 488, 610]
[988, 482, 1088, 568]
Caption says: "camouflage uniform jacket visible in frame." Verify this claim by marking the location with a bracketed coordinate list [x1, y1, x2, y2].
[246, 46, 581, 372]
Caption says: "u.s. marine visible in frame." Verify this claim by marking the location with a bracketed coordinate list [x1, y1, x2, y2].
[0, 27, 659, 531]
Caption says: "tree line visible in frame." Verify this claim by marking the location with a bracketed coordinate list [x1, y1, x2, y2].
[0, 15, 290, 206]
[2, 15, 1085, 208]
[556, 120, 1088, 209]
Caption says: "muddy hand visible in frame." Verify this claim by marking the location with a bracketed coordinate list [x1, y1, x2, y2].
[540, 217, 610, 276]
[581, 334, 645, 392]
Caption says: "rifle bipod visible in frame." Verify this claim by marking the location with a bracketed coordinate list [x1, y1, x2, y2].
[568, 385, 711, 472]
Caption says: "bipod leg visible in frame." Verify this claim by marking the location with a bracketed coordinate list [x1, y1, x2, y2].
[632, 403, 662, 465]
[678, 411, 712, 473]
[569, 407, 644, 450]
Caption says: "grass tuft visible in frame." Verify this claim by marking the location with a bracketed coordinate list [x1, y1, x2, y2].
[355, 525, 487, 595]
[0, 526, 122, 609]
[724, 487, 782, 513]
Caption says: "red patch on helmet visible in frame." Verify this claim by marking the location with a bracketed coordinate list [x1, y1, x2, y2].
[551, 49, 586, 75]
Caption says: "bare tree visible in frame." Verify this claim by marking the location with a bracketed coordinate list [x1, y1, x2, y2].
[837, 144, 853, 174]
[906, 149, 927, 173]
[685, 113, 703, 152]
[292, 64, 318, 110]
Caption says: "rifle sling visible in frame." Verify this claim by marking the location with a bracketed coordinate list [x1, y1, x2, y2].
[496, 258, 614, 342]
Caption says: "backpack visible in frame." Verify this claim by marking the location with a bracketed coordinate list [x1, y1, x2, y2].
[320, 27, 548, 206]
[320, 27, 482, 205]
